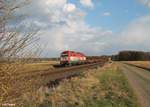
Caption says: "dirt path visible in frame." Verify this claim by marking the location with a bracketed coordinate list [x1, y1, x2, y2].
[119, 63, 150, 107]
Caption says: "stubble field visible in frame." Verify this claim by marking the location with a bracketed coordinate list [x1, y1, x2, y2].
[125, 61, 150, 69]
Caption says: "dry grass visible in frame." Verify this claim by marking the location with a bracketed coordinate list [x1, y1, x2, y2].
[125, 61, 150, 69]
[0, 61, 58, 74]
[16, 61, 58, 73]
[0, 60, 58, 103]
[23, 63, 139, 107]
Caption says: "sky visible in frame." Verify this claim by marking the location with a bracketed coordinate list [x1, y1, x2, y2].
[13, 0, 150, 57]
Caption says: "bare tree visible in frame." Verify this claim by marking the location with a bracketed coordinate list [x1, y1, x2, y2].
[0, 0, 42, 103]
[0, 0, 40, 60]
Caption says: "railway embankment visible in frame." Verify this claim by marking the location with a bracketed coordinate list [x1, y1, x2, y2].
[23, 63, 139, 107]
[2, 62, 105, 104]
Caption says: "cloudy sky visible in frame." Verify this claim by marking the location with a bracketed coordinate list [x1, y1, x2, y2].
[14, 0, 150, 57]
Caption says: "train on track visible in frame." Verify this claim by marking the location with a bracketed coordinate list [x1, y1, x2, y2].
[60, 50, 109, 66]
[60, 51, 86, 66]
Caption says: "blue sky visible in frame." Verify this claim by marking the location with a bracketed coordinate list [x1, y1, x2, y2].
[14, 0, 150, 57]
[70, 0, 150, 32]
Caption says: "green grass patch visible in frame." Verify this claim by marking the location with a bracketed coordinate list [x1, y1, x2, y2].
[96, 66, 139, 107]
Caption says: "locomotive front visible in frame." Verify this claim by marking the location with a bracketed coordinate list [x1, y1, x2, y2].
[60, 51, 70, 65]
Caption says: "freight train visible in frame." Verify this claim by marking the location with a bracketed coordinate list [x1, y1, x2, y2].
[60, 50, 109, 66]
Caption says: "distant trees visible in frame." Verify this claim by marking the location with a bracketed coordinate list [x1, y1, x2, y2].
[112, 51, 150, 61]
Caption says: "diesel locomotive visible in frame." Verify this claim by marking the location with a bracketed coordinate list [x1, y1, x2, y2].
[60, 50, 86, 66]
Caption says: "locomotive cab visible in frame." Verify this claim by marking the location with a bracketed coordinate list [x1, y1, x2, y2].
[60, 52, 69, 65]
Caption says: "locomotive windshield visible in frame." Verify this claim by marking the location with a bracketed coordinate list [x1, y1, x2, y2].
[61, 54, 68, 57]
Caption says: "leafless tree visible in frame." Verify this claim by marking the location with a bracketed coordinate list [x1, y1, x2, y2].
[0, 0, 40, 60]
[0, 0, 42, 102]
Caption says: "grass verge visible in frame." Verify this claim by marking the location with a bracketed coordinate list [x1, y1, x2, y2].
[23, 63, 139, 107]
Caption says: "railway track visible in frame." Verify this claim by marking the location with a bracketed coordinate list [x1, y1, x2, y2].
[5, 62, 107, 103]
[15, 62, 105, 80]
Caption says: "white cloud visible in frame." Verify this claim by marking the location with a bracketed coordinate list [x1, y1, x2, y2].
[63, 3, 76, 13]
[138, 0, 150, 7]
[40, 20, 112, 56]
[79, 0, 94, 8]
[45, 0, 67, 6]
[110, 15, 150, 52]
[102, 12, 111, 16]
[12, 0, 113, 57]
[120, 15, 150, 45]
[10, 0, 150, 57]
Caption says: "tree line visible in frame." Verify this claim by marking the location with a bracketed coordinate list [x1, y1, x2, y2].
[111, 51, 150, 61]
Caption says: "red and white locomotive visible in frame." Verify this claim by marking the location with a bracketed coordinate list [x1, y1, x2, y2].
[60, 50, 86, 66]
